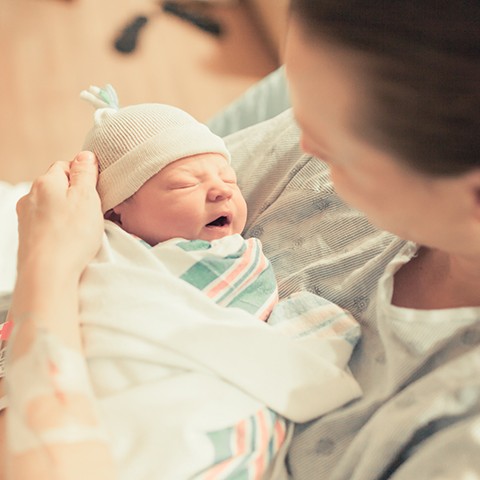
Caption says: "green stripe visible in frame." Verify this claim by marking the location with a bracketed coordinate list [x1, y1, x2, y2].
[176, 239, 212, 252]
[178, 239, 248, 291]
[179, 254, 240, 290]
[205, 426, 234, 464]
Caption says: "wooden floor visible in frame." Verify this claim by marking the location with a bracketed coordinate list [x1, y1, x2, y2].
[0, 0, 278, 183]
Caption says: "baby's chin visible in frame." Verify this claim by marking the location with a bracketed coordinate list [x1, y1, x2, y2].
[198, 225, 240, 242]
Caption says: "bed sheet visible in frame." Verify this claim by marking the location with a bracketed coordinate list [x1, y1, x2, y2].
[0, 181, 30, 296]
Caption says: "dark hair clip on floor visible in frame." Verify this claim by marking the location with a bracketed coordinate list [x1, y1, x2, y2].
[114, 1, 223, 54]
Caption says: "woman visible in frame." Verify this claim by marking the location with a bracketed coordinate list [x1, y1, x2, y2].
[3, 0, 480, 478]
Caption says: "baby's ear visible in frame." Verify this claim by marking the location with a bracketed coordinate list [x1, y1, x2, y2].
[105, 208, 122, 225]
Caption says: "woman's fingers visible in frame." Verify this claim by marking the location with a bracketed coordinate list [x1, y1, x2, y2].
[15, 151, 103, 277]
[24, 161, 70, 209]
[29, 152, 97, 200]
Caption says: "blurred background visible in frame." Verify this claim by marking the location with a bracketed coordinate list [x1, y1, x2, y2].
[0, 0, 289, 182]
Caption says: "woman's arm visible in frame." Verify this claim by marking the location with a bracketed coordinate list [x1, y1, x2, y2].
[4, 153, 116, 479]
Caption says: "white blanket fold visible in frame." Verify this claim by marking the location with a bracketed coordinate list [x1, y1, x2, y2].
[79, 222, 362, 478]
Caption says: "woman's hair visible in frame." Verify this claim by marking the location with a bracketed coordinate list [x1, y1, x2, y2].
[290, 0, 480, 176]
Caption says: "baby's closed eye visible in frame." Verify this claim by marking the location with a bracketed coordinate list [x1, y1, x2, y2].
[222, 178, 237, 184]
[167, 177, 200, 189]
[174, 183, 199, 189]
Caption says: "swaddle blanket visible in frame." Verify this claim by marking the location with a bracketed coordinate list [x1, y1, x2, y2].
[79, 221, 362, 479]
[135, 231, 279, 322]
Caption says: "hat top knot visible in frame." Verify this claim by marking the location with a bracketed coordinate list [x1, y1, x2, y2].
[80, 84, 120, 111]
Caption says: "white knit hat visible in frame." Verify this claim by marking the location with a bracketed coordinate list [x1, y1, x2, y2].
[81, 84, 231, 213]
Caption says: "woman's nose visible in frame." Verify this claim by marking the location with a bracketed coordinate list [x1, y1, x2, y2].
[208, 182, 233, 202]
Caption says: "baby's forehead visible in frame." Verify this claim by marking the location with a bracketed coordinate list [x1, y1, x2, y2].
[167, 154, 233, 175]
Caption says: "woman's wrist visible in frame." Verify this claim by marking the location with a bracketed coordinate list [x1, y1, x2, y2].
[17, 248, 85, 286]
[11, 255, 83, 347]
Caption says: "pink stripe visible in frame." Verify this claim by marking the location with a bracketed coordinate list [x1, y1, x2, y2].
[0, 320, 13, 341]
[274, 418, 287, 451]
[293, 312, 356, 338]
[234, 249, 268, 293]
[307, 320, 354, 339]
[236, 418, 247, 455]
[217, 246, 269, 306]
[204, 241, 257, 299]
[252, 410, 269, 479]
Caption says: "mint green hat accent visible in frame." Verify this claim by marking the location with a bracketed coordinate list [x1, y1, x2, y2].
[80, 84, 119, 110]
[81, 84, 231, 213]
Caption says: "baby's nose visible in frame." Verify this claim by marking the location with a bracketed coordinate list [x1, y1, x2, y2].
[208, 182, 233, 201]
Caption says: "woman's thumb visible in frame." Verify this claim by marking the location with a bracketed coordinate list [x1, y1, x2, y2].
[70, 151, 99, 187]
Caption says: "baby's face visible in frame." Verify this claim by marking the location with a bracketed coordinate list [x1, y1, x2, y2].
[113, 153, 248, 245]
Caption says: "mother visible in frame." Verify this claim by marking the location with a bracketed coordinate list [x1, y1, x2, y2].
[3, 0, 480, 478]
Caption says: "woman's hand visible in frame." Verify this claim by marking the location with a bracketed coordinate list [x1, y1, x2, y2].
[4, 152, 117, 480]
[16, 151, 103, 279]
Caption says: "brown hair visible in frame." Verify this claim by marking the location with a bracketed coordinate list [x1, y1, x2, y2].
[290, 0, 480, 176]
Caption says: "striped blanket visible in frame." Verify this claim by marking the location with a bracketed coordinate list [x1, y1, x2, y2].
[78, 220, 362, 480]
[140, 234, 278, 321]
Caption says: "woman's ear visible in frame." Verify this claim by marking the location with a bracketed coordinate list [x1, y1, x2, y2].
[466, 169, 480, 221]
[475, 188, 480, 220]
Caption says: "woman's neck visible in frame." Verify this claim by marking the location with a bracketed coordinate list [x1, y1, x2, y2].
[392, 247, 480, 310]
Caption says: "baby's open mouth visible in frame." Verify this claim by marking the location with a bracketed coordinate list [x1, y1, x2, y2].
[206, 216, 230, 227]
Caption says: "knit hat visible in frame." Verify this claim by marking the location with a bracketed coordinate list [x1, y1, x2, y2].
[81, 84, 231, 213]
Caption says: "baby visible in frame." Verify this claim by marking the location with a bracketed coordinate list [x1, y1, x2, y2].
[81, 84, 277, 321]
[76, 85, 362, 480]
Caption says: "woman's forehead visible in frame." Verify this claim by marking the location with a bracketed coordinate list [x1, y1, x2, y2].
[286, 18, 376, 148]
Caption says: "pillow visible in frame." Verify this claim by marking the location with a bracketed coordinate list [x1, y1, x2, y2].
[207, 66, 291, 138]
